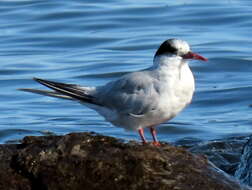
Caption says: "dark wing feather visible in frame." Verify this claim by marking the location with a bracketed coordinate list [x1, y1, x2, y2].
[33, 78, 103, 106]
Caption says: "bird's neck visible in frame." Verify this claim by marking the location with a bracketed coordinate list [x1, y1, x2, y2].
[152, 55, 186, 69]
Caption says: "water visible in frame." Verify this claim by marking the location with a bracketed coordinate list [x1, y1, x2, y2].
[1, 0, 252, 144]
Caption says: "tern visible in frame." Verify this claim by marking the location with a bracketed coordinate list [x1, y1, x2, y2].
[20, 39, 207, 146]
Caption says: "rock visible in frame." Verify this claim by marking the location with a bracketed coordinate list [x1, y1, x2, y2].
[0, 132, 250, 190]
[235, 136, 252, 186]
[0, 144, 31, 190]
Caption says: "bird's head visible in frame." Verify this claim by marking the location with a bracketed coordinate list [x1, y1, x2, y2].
[154, 39, 208, 62]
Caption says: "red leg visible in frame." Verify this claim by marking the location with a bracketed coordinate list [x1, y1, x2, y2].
[150, 127, 161, 146]
[138, 128, 147, 144]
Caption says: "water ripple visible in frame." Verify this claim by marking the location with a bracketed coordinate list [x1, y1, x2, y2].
[0, 0, 252, 143]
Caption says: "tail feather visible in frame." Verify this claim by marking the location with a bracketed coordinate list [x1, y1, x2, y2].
[33, 78, 103, 106]
[19, 88, 74, 100]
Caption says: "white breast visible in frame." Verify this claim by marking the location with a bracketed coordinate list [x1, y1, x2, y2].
[151, 61, 195, 124]
[176, 62, 195, 106]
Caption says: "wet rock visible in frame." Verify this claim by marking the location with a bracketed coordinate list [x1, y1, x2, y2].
[235, 136, 252, 186]
[0, 132, 250, 190]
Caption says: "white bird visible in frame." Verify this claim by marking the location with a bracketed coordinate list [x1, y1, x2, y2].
[20, 39, 207, 146]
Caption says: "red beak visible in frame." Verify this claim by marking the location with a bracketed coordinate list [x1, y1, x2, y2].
[182, 51, 208, 61]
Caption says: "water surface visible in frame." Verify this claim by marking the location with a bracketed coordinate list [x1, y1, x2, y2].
[1, 0, 252, 143]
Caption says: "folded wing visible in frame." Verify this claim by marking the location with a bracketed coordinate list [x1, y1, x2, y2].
[95, 71, 161, 116]
[21, 72, 162, 117]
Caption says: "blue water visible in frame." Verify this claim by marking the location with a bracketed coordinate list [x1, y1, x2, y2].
[1, 0, 252, 144]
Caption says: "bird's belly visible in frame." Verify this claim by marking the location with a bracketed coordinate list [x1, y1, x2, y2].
[108, 103, 181, 131]
[110, 112, 171, 131]
[96, 88, 193, 131]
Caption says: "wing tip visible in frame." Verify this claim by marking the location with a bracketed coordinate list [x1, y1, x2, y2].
[18, 88, 28, 92]
[33, 77, 47, 84]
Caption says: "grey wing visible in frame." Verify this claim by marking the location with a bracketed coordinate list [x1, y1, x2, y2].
[95, 71, 161, 116]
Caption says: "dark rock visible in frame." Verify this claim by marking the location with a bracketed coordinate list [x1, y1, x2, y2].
[0, 144, 31, 190]
[235, 136, 252, 186]
[0, 132, 250, 190]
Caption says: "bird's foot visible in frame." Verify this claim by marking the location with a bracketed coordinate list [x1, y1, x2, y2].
[142, 141, 148, 145]
[152, 141, 161, 147]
